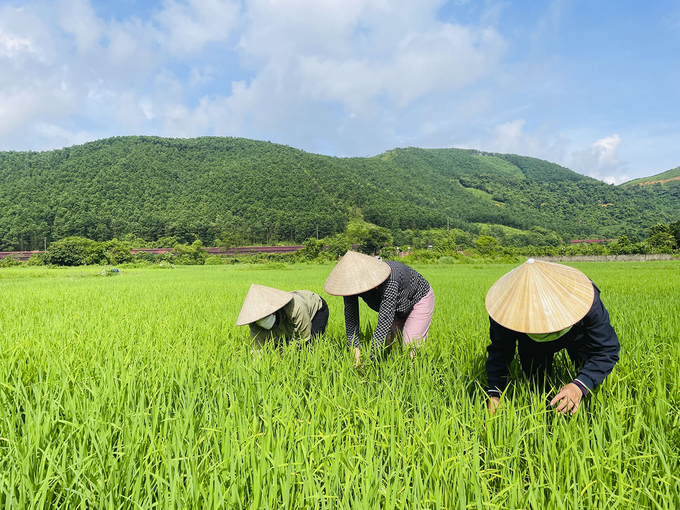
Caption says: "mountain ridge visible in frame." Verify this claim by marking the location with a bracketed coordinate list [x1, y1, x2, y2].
[623, 166, 680, 187]
[0, 136, 678, 250]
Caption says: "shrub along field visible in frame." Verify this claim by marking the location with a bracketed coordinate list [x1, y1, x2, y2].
[0, 262, 678, 508]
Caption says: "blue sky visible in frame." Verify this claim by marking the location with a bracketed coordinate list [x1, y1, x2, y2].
[0, 0, 678, 183]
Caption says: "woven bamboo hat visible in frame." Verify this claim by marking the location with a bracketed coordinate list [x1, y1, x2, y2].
[485, 259, 594, 334]
[236, 284, 294, 326]
[323, 251, 391, 296]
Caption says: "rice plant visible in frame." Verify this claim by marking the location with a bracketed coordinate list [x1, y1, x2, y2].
[0, 262, 678, 508]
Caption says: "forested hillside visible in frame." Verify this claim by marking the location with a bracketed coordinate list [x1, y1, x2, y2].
[0, 136, 678, 250]
[623, 166, 680, 187]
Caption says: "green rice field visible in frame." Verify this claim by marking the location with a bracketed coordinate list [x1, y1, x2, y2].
[0, 262, 678, 508]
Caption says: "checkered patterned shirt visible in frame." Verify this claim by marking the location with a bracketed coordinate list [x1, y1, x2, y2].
[344, 261, 430, 359]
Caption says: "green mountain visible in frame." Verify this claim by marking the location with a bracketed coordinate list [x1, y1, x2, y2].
[0, 136, 678, 250]
[623, 166, 680, 187]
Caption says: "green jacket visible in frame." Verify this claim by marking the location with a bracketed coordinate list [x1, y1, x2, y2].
[250, 290, 323, 349]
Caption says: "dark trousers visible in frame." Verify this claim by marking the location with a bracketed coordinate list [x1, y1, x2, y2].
[517, 335, 586, 386]
[310, 298, 329, 337]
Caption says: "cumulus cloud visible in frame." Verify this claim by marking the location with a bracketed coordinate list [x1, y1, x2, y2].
[569, 134, 630, 184]
[469, 118, 569, 164]
[0, 6, 76, 139]
[236, 0, 506, 114]
[0, 30, 36, 59]
[0, 0, 516, 154]
[113, 92, 155, 130]
[31, 123, 99, 150]
[0, 0, 243, 148]
[462, 120, 635, 184]
[298, 24, 506, 109]
[96, 0, 508, 156]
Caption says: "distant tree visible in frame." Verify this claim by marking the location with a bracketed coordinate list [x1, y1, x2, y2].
[432, 228, 469, 252]
[172, 239, 208, 265]
[345, 218, 370, 246]
[299, 238, 323, 260]
[647, 232, 675, 251]
[44, 237, 97, 266]
[646, 223, 675, 252]
[0, 135, 676, 251]
[322, 234, 352, 260]
[475, 235, 498, 254]
[101, 239, 134, 264]
[153, 236, 181, 248]
[669, 221, 680, 249]
[618, 235, 631, 247]
[648, 223, 670, 237]
[120, 233, 150, 248]
[359, 226, 393, 255]
[0, 255, 21, 268]
[26, 253, 46, 266]
[610, 235, 633, 255]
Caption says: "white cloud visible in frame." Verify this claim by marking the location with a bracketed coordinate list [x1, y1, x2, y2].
[0, 5, 57, 66]
[0, 7, 74, 136]
[105, 19, 163, 79]
[113, 92, 154, 130]
[468, 118, 569, 164]
[238, 0, 506, 112]
[32, 122, 98, 150]
[0, 0, 510, 154]
[0, 30, 35, 59]
[569, 134, 629, 184]
[602, 175, 630, 185]
[453, 119, 637, 185]
[154, 0, 241, 54]
[466, 121, 635, 184]
[304, 24, 506, 108]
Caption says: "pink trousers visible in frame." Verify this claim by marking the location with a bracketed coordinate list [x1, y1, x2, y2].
[389, 287, 435, 347]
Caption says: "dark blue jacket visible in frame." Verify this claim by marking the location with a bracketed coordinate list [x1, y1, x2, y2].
[487, 284, 620, 396]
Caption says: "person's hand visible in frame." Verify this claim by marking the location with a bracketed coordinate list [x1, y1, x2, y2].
[550, 383, 583, 415]
[488, 396, 500, 415]
[353, 348, 363, 368]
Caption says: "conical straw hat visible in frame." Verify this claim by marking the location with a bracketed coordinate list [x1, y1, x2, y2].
[323, 251, 391, 296]
[236, 284, 294, 326]
[485, 259, 594, 334]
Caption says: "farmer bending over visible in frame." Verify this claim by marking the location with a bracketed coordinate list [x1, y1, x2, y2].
[324, 251, 435, 365]
[236, 284, 329, 353]
[486, 259, 620, 415]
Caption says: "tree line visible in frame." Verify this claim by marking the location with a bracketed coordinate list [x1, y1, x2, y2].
[2, 219, 677, 268]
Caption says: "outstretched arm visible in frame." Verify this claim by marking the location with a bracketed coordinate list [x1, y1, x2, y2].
[572, 289, 620, 395]
[370, 279, 399, 360]
[344, 295, 361, 350]
[486, 317, 516, 398]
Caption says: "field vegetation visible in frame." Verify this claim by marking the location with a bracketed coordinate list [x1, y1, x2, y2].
[0, 263, 678, 508]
